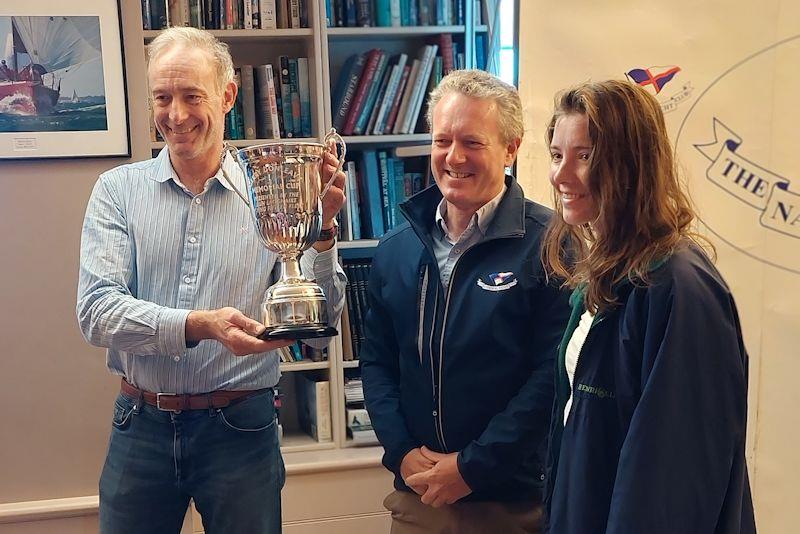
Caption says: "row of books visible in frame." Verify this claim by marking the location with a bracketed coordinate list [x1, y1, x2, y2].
[277, 342, 328, 363]
[341, 260, 372, 360]
[331, 37, 454, 136]
[142, 0, 308, 30]
[227, 59, 313, 140]
[325, 0, 465, 27]
[339, 150, 427, 240]
[295, 374, 333, 442]
[344, 375, 378, 445]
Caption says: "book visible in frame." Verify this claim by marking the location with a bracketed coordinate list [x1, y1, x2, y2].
[343, 49, 383, 135]
[353, 51, 389, 135]
[391, 59, 420, 134]
[288, 58, 302, 138]
[402, 44, 438, 134]
[346, 160, 362, 239]
[260, 0, 277, 29]
[296, 375, 332, 442]
[364, 58, 396, 135]
[297, 57, 312, 137]
[239, 65, 257, 139]
[278, 56, 294, 137]
[331, 53, 367, 132]
[254, 64, 281, 139]
[359, 150, 385, 238]
[372, 53, 408, 135]
[383, 64, 411, 134]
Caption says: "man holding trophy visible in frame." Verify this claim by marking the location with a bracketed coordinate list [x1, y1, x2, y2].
[77, 27, 346, 534]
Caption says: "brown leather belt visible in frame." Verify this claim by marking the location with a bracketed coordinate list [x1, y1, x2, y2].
[121, 379, 267, 412]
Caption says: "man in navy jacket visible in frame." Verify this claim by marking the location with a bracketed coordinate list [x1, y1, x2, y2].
[361, 70, 570, 533]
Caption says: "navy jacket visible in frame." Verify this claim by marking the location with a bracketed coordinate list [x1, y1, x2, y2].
[361, 176, 571, 501]
[545, 244, 756, 533]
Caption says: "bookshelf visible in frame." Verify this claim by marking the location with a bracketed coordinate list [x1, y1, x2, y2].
[138, 0, 498, 458]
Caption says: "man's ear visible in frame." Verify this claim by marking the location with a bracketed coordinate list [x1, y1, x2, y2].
[222, 81, 237, 113]
[504, 137, 522, 167]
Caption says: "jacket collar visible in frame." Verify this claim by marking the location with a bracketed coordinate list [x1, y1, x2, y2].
[400, 174, 527, 245]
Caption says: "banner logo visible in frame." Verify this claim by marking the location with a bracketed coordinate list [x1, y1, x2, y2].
[695, 119, 799, 239]
[625, 64, 693, 114]
[676, 35, 800, 275]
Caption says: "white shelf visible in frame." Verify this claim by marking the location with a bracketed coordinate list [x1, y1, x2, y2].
[327, 25, 466, 37]
[280, 432, 337, 454]
[143, 29, 313, 42]
[280, 360, 330, 372]
[339, 239, 380, 249]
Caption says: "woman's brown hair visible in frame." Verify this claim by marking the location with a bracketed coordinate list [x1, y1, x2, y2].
[541, 80, 710, 313]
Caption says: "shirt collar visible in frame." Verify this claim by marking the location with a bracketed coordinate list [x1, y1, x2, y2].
[435, 184, 508, 240]
[150, 146, 241, 194]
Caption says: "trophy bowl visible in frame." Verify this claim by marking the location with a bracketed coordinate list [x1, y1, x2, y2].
[228, 130, 345, 340]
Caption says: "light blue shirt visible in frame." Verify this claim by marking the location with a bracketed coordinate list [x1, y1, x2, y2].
[77, 147, 346, 394]
[431, 184, 507, 288]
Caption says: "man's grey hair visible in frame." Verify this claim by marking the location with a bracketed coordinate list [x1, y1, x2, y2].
[147, 26, 234, 94]
[426, 69, 524, 144]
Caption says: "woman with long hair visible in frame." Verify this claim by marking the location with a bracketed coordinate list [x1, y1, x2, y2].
[542, 80, 756, 533]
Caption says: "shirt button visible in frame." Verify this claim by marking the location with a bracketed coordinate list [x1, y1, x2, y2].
[194, 197, 202, 204]
[454, 248, 461, 254]
[432, 410, 438, 417]
[189, 236, 197, 243]
[173, 355, 181, 362]
[184, 276, 191, 284]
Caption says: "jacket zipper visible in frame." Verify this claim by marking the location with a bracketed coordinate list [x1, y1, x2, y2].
[428, 286, 445, 451]
[416, 265, 429, 365]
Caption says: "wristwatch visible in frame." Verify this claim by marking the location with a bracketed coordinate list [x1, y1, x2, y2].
[317, 220, 339, 242]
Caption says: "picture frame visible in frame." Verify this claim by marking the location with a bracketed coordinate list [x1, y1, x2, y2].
[0, 0, 129, 159]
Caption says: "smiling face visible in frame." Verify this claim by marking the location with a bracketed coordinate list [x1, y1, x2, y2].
[148, 46, 236, 174]
[549, 113, 600, 227]
[430, 93, 520, 215]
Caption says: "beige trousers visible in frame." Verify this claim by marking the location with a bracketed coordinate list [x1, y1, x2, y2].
[384, 490, 544, 534]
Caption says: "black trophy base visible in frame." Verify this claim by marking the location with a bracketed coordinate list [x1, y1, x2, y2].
[258, 325, 338, 341]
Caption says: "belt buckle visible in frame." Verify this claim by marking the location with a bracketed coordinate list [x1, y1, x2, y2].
[156, 393, 182, 412]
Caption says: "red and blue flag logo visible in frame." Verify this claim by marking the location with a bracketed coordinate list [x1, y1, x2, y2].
[626, 65, 681, 94]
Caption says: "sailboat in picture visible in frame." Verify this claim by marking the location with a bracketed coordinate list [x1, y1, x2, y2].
[0, 16, 101, 115]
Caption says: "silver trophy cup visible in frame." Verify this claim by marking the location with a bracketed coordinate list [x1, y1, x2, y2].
[225, 129, 346, 340]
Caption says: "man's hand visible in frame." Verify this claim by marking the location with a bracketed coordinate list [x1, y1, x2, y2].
[400, 448, 436, 496]
[186, 307, 294, 356]
[404, 446, 473, 507]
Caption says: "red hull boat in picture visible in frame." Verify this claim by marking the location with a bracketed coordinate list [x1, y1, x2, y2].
[0, 15, 101, 115]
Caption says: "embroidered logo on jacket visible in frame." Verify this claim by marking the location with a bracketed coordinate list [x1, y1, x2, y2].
[476, 271, 518, 292]
[577, 383, 616, 399]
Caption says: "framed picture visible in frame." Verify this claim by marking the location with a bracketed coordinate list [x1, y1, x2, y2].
[0, 1, 129, 159]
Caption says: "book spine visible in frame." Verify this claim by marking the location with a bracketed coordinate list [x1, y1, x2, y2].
[297, 57, 312, 138]
[243, 0, 253, 28]
[373, 54, 407, 134]
[384, 64, 411, 134]
[278, 56, 294, 137]
[288, 58, 302, 137]
[392, 59, 420, 134]
[375, 0, 391, 26]
[316, 380, 331, 442]
[260, 0, 277, 28]
[240, 65, 257, 139]
[343, 49, 381, 136]
[332, 54, 366, 132]
[346, 160, 361, 239]
[289, 0, 301, 28]
[404, 44, 438, 134]
[365, 60, 395, 135]
[378, 150, 391, 229]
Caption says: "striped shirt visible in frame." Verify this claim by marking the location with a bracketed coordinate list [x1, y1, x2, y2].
[77, 147, 346, 394]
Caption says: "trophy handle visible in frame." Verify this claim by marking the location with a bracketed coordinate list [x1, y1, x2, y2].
[319, 128, 346, 199]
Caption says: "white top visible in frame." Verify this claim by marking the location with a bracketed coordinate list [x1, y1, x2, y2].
[564, 309, 595, 425]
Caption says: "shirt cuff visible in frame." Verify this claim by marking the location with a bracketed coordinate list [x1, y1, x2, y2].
[300, 243, 338, 281]
[158, 307, 192, 355]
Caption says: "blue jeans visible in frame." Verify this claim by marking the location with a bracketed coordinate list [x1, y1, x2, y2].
[99, 389, 285, 534]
